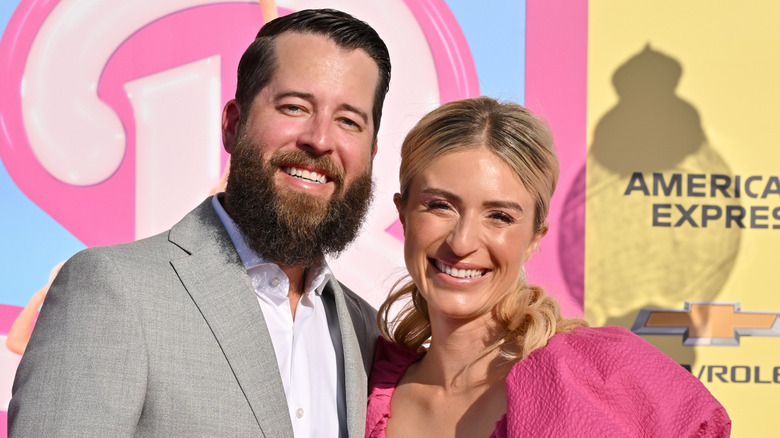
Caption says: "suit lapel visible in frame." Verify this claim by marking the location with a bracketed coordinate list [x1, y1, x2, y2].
[168, 199, 293, 438]
[329, 279, 368, 438]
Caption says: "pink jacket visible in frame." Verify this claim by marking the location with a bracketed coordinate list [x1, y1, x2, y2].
[366, 326, 730, 437]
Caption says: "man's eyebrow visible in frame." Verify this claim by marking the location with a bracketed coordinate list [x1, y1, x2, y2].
[275, 91, 369, 124]
[276, 90, 314, 101]
[341, 103, 369, 124]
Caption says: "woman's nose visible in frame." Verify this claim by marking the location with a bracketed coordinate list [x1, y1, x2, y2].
[445, 217, 480, 257]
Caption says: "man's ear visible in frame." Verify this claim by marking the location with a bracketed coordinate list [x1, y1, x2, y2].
[372, 139, 379, 159]
[393, 193, 405, 230]
[222, 99, 241, 154]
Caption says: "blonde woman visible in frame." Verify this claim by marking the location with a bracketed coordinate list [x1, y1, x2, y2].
[366, 97, 730, 437]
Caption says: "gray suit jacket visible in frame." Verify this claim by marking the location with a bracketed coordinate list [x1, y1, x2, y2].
[8, 198, 378, 437]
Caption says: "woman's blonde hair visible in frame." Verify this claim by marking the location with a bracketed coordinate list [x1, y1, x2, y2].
[379, 96, 586, 361]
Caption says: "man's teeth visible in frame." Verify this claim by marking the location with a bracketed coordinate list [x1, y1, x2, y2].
[435, 260, 485, 279]
[283, 166, 327, 184]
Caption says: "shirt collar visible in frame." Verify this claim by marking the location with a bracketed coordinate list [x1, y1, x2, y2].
[211, 194, 333, 296]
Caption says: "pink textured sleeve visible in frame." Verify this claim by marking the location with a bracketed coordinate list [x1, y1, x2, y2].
[504, 326, 731, 437]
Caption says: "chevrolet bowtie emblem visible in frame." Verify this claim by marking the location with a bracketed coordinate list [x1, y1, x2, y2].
[631, 302, 780, 346]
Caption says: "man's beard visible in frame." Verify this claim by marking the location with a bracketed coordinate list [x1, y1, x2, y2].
[224, 133, 374, 267]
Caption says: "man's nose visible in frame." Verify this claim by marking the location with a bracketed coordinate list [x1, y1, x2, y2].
[298, 114, 335, 156]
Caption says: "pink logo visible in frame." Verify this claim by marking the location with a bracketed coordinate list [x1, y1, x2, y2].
[0, 0, 476, 248]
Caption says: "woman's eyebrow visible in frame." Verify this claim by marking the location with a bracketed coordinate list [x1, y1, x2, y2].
[483, 200, 524, 212]
[420, 187, 460, 202]
[421, 187, 524, 212]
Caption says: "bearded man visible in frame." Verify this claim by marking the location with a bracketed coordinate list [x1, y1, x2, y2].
[9, 9, 390, 438]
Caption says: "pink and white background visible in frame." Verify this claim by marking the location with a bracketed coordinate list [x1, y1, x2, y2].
[7, 1, 780, 436]
[0, 0, 613, 434]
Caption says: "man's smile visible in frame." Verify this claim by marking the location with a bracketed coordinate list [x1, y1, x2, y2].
[282, 166, 329, 184]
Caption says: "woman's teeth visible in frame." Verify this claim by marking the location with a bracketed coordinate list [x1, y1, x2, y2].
[283, 166, 327, 184]
[435, 260, 485, 279]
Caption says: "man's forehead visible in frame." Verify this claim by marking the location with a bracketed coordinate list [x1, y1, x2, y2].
[273, 31, 367, 61]
[265, 33, 378, 108]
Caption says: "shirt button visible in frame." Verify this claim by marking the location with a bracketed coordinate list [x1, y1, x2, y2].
[271, 277, 281, 287]
[296, 408, 304, 418]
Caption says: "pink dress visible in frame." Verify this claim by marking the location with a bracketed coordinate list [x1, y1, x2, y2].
[366, 326, 731, 438]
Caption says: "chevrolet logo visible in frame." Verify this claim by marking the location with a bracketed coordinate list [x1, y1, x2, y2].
[631, 302, 780, 346]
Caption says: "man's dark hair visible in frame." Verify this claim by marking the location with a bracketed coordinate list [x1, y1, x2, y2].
[235, 8, 391, 142]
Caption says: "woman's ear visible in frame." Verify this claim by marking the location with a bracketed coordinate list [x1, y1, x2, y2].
[393, 193, 405, 230]
[523, 234, 542, 265]
[523, 223, 548, 264]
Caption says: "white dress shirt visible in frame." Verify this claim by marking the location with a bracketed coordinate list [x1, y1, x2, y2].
[212, 195, 340, 437]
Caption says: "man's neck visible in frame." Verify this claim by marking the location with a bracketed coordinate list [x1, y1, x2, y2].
[280, 264, 306, 319]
